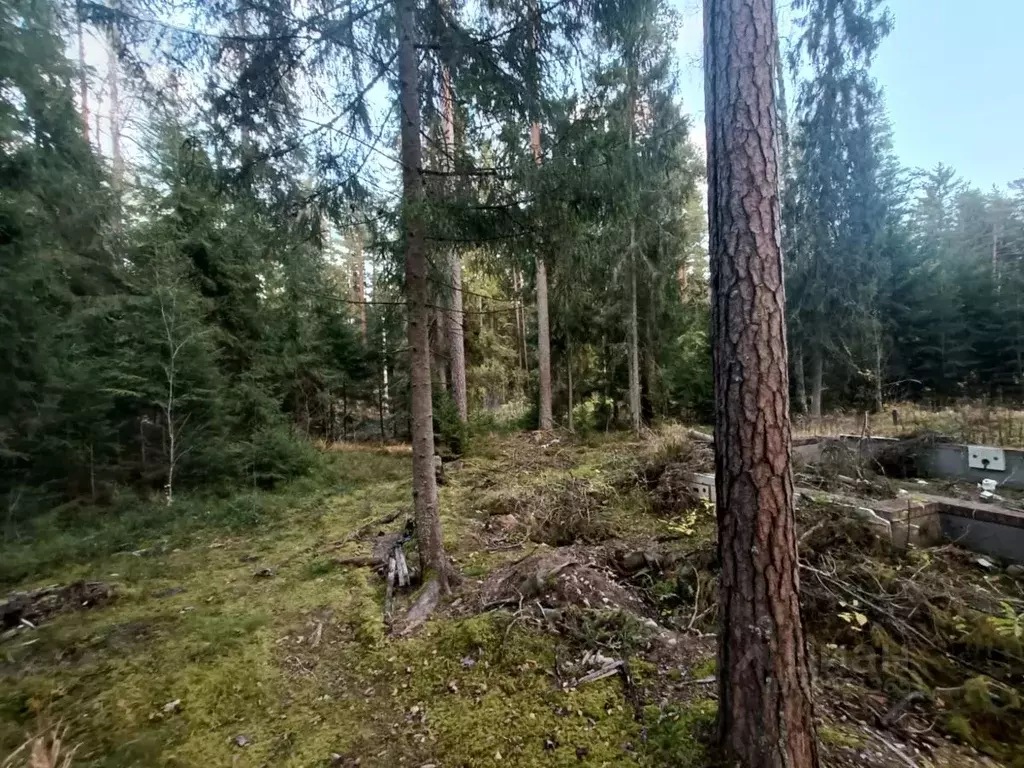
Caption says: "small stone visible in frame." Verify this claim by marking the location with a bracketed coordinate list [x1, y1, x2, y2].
[232, 734, 251, 748]
[460, 656, 476, 668]
[239, 554, 259, 563]
[162, 698, 181, 714]
[446, 679, 458, 693]
[1006, 564, 1024, 578]
[253, 566, 275, 578]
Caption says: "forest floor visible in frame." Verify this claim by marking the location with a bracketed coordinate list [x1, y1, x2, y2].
[2, 428, 1022, 767]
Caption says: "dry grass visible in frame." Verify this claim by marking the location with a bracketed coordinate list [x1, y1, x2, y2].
[2, 722, 77, 768]
[794, 401, 1024, 448]
[314, 439, 412, 454]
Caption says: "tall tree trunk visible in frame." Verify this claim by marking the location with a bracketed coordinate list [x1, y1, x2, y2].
[398, 0, 452, 590]
[809, 338, 823, 419]
[704, 1, 820, 766]
[77, 12, 89, 143]
[626, 74, 641, 436]
[532, 128, 553, 431]
[627, 229, 641, 435]
[440, 62, 468, 422]
[529, 0, 552, 430]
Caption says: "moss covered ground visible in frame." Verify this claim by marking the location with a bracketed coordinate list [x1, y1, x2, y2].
[1, 434, 717, 767]
[3, 429, 1019, 767]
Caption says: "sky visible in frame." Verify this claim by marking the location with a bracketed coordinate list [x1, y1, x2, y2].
[672, 0, 1024, 191]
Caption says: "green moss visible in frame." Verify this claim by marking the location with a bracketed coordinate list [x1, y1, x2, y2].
[820, 724, 866, 749]
[945, 713, 974, 743]
[690, 655, 717, 679]
[643, 698, 717, 766]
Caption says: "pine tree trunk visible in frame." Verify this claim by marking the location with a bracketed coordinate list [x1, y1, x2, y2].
[440, 62, 467, 422]
[626, 76, 640, 436]
[398, 0, 451, 590]
[704, 1, 820, 766]
[528, 0, 552, 431]
[627, 228, 641, 436]
[532, 122, 553, 430]
[77, 13, 90, 144]
[810, 339, 823, 419]
[793, 340, 807, 414]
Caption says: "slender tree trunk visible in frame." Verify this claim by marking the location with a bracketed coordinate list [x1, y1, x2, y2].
[567, 339, 574, 433]
[77, 12, 90, 144]
[529, 0, 553, 431]
[626, 74, 641, 436]
[532, 128, 553, 431]
[704, 1, 819, 766]
[440, 61, 468, 422]
[627, 224, 641, 436]
[809, 338, 823, 419]
[398, 0, 452, 590]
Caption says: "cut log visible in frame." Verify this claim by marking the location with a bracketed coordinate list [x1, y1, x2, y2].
[396, 578, 441, 635]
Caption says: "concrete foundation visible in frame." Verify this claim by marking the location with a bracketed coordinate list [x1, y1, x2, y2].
[792, 435, 1024, 490]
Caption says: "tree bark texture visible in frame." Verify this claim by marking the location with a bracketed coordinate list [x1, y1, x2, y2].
[703, 1, 819, 766]
[440, 62, 468, 422]
[398, 0, 451, 590]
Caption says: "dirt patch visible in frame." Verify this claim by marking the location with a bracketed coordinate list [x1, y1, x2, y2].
[478, 547, 649, 618]
[1, 581, 116, 630]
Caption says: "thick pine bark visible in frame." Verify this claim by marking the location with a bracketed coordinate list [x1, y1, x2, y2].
[704, 1, 819, 766]
[440, 62, 468, 422]
[398, 0, 452, 590]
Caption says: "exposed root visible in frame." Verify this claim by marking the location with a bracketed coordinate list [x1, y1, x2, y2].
[1, 582, 115, 630]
